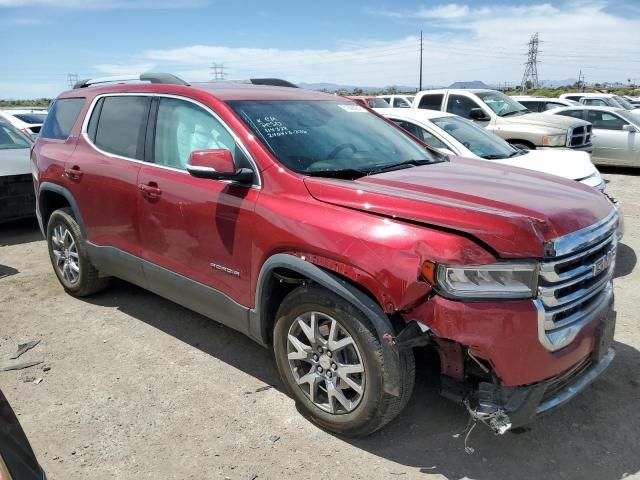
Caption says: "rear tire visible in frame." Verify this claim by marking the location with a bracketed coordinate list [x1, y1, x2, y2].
[46, 208, 109, 297]
[273, 284, 415, 437]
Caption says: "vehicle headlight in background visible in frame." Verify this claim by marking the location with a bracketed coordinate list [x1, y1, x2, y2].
[422, 262, 538, 299]
[542, 134, 567, 147]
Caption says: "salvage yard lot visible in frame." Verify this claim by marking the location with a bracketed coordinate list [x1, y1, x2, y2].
[1, 169, 639, 480]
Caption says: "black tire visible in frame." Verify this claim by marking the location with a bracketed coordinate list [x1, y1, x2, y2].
[273, 284, 415, 437]
[46, 208, 109, 297]
[508, 141, 535, 150]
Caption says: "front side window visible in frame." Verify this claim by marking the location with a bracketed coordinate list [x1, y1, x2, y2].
[446, 94, 482, 119]
[587, 111, 627, 130]
[0, 123, 32, 149]
[154, 98, 236, 170]
[93, 96, 150, 160]
[475, 91, 528, 117]
[558, 110, 585, 120]
[40, 98, 84, 140]
[228, 100, 437, 176]
[431, 116, 518, 159]
[393, 98, 410, 108]
[418, 94, 444, 111]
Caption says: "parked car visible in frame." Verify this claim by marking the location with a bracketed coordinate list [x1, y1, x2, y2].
[344, 95, 389, 108]
[34, 73, 619, 437]
[623, 95, 640, 107]
[377, 108, 604, 190]
[0, 388, 47, 479]
[413, 89, 593, 152]
[560, 93, 640, 113]
[546, 105, 640, 167]
[511, 96, 579, 112]
[0, 119, 35, 223]
[0, 108, 48, 138]
[377, 94, 415, 108]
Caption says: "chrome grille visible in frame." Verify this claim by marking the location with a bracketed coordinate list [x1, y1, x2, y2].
[567, 124, 592, 148]
[535, 209, 618, 351]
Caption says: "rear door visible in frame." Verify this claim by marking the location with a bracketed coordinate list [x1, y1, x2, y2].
[137, 95, 260, 309]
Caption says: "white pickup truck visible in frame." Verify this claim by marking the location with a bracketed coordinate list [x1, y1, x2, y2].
[413, 89, 593, 152]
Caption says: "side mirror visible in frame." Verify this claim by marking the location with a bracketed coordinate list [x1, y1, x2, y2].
[469, 108, 490, 121]
[622, 124, 638, 133]
[186, 149, 254, 183]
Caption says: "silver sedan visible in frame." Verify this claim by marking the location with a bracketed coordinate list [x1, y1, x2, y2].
[545, 106, 640, 167]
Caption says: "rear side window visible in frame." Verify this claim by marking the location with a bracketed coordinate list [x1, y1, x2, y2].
[93, 96, 150, 160]
[418, 94, 443, 110]
[40, 98, 84, 140]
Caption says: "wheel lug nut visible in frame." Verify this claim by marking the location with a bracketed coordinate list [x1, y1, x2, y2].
[317, 366, 323, 373]
[327, 351, 332, 358]
[312, 354, 318, 361]
[331, 363, 337, 370]
[317, 347, 323, 354]
[326, 371, 332, 378]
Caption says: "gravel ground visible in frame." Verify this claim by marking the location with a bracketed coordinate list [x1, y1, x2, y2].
[1, 168, 639, 480]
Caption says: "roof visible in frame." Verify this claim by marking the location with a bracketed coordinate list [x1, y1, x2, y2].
[59, 81, 336, 102]
[374, 107, 454, 121]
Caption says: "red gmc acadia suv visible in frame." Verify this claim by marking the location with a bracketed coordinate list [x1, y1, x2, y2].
[32, 73, 620, 436]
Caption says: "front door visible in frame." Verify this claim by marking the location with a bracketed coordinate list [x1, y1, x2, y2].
[588, 110, 640, 166]
[136, 96, 259, 312]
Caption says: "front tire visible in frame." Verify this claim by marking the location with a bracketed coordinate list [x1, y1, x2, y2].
[46, 208, 108, 297]
[273, 284, 415, 437]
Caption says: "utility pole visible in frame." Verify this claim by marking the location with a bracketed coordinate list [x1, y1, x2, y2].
[418, 31, 423, 92]
[520, 32, 540, 91]
[210, 62, 226, 81]
[67, 73, 79, 89]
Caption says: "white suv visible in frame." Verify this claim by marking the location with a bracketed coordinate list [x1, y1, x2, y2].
[0, 108, 48, 138]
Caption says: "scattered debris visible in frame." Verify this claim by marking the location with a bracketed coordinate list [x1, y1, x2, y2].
[43, 365, 51, 372]
[389, 472, 407, 476]
[269, 435, 280, 443]
[10, 340, 40, 359]
[248, 474, 258, 480]
[0, 360, 43, 372]
[244, 385, 274, 395]
[33, 377, 43, 385]
[23, 376, 36, 383]
[0, 265, 19, 279]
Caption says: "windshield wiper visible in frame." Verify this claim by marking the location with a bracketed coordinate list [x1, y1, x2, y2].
[481, 154, 508, 160]
[365, 159, 434, 175]
[500, 109, 529, 117]
[304, 168, 367, 180]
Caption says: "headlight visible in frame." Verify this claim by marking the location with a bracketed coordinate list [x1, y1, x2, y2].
[422, 262, 538, 299]
[542, 134, 567, 147]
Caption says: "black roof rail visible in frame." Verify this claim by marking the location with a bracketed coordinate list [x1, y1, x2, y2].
[249, 78, 299, 88]
[73, 73, 189, 89]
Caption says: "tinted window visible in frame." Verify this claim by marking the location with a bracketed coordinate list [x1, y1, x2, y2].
[418, 94, 443, 110]
[0, 123, 32, 150]
[392, 119, 425, 141]
[565, 95, 583, 102]
[431, 116, 517, 159]
[543, 102, 565, 111]
[587, 111, 627, 130]
[14, 113, 47, 124]
[517, 100, 541, 112]
[94, 96, 150, 160]
[584, 98, 607, 106]
[558, 110, 585, 120]
[446, 94, 482, 118]
[392, 98, 410, 108]
[40, 98, 84, 140]
[154, 97, 236, 170]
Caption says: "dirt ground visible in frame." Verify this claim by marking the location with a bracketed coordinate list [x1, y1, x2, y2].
[1, 168, 639, 480]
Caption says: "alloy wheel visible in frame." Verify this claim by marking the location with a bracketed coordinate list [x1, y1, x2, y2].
[51, 225, 80, 284]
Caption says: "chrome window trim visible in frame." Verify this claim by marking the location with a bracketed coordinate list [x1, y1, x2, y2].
[80, 92, 262, 189]
[544, 208, 618, 258]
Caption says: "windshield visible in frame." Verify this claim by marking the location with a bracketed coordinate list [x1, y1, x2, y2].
[228, 100, 437, 176]
[14, 113, 47, 124]
[367, 98, 390, 108]
[613, 96, 635, 110]
[617, 110, 640, 126]
[406, 96, 415, 103]
[476, 91, 528, 117]
[0, 122, 32, 149]
[431, 116, 518, 159]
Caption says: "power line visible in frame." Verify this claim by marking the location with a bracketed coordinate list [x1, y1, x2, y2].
[67, 73, 79, 88]
[521, 32, 540, 90]
[419, 31, 423, 91]
[210, 62, 226, 80]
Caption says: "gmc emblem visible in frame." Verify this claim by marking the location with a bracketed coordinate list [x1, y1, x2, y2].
[592, 250, 614, 277]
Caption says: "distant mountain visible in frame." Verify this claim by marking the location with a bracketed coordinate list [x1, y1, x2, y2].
[298, 82, 418, 93]
[448, 80, 489, 89]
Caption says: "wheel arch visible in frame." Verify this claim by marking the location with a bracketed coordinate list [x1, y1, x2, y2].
[38, 182, 86, 237]
[250, 253, 402, 396]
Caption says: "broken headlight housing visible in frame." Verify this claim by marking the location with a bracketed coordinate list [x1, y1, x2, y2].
[424, 262, 538, 300]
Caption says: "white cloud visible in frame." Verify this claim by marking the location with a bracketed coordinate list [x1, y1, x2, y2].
[0, 0, 204, 9]
[417, 4, 470, 19]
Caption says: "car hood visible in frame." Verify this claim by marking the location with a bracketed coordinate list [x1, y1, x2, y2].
[502, 112, 585, 129]
[493, 150, 597, 181]
[0, 148, 31, 176]
[303, 157, 614, 258]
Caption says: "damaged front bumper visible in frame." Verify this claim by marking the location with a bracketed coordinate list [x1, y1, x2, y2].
[467, 347, 615, 434]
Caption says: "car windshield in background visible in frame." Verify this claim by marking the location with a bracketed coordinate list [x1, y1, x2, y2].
[14, 113, 48, 124]
[476, 91, 529, 117]
[406, 96, 415, 103]
[617, 110, 640, 126]
[613, 96, 635, 110]
[0, 123, 32, 149]
[367, 98, 390, 108]
[228, 100, 438, 177]
[431, 115, 519, 159]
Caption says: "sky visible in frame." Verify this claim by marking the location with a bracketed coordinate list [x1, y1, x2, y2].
[1, 0, 639, 98]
